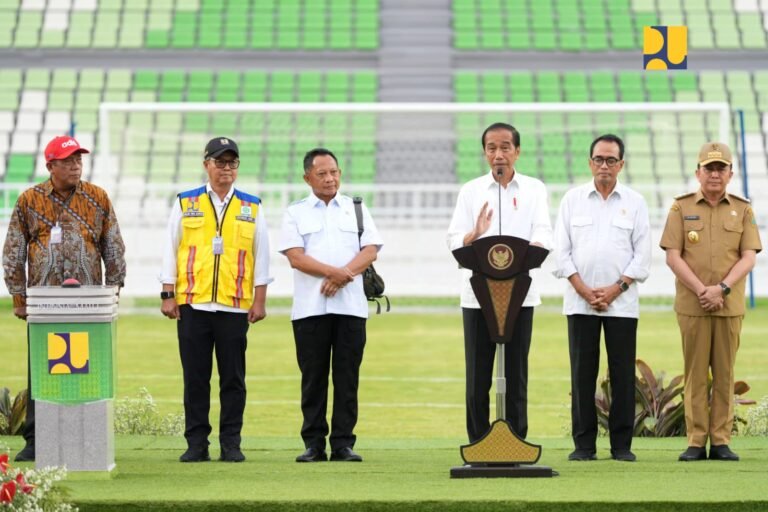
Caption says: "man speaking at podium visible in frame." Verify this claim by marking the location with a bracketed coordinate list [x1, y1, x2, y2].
[3, 135, 127, 462]
[447, 123, 552, 442]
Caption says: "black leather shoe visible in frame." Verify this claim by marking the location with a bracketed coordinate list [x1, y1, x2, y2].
[330, 447, 363, 462]
[709, 445, 739, 461]
[568, 449, 597, 461]
[611, 449, 636, 462]
[179, 446, 211, 463]
[678, 446, 707, 461]
[14, 443, 35, 462]
[219, 446, 245, 462]
[295, 447, 328, 463]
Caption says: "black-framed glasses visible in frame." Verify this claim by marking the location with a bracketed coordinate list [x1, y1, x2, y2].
[591, 156, 621, 167]
[53, 155, 83, 168]
[210, 158, 240, 169]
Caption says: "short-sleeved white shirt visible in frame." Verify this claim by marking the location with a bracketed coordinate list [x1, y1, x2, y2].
[278, 192, 383, 320]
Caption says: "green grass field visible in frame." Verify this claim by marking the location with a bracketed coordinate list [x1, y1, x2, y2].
[2, 302, 768, 510]
[1, 303, 767, 440]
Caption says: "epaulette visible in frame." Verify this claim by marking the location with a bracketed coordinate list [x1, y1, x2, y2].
[674, 192, 695, 200]
[289, 197, 308, 206]
[178, 185, 207, 199]
[234, 189, 261, 204]
[728, 193, 751, 204]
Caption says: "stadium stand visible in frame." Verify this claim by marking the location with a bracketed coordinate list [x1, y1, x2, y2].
[452, 0, 768, 50]
[2, 0, 379, 50]
[0, 68, 378, 191]
[0, 0, 766, 298]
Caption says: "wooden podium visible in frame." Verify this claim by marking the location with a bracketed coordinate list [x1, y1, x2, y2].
[450, 236, 555, 478]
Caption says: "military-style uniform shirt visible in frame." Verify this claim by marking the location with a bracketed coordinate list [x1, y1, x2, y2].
[659, 189, 762, 316]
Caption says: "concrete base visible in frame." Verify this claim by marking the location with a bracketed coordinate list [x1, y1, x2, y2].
[36, 400, 115, 472]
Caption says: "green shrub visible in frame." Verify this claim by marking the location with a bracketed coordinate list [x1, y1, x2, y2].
[743, 395, 768, 436]
[595, 360, 753, 437]
[114, 387, 184, 436]
[0, 388, 27, 436]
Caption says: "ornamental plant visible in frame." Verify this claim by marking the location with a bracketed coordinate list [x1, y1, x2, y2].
[114, 387, 184, 436]
[0, 446, 76, 511]
[595, 359, 754, 437]
[0, 388, 27, 436]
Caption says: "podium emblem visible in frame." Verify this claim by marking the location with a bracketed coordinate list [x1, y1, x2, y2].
[48, 332, 90, 375]
[488, 244, 513, 270]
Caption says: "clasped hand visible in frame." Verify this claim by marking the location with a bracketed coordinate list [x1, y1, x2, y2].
[579, 284, 621, 312]
[321, 267, 353, 297]
[698, 285, 724, 312]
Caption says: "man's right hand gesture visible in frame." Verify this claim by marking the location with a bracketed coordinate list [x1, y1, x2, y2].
[465, 201, 493, 245]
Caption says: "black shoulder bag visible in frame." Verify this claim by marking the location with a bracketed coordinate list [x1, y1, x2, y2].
[352, 197, 390, 314]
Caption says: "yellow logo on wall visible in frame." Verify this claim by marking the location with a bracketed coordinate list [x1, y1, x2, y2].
[643, 26, 687, 70]
[48, 332, 90, 374]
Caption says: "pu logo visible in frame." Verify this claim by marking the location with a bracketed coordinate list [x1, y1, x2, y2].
[61, 139, 78, 148]
[48, 332, 90, 374]
[643, 26, 687, 70]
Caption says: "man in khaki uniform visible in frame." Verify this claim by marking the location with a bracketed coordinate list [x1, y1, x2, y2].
[660, 142, 761, 462]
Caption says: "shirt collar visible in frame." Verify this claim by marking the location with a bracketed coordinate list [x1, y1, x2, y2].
[695, 189, 731, 204]
[42, 179, 81, 198]
[588, 179, 623, 199]
[483, 168, 519, 190]
[308, 191, 341, 208]
[206, 183, 234, 204]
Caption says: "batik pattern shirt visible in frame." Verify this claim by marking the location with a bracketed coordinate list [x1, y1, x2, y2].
[3, 179, 126, 307]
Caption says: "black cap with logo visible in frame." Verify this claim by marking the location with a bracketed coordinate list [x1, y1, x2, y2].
[204, 137, 239, 159]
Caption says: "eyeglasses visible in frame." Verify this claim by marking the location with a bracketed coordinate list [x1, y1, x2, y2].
[52, 155, 83, 168]
[209, 159, 240, 169]
[591, 156, 621, 167]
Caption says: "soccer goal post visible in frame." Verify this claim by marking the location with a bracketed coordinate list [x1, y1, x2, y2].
[97, 101, 737, 297]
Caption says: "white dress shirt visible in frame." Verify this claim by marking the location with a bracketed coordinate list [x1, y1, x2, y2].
[159, 183, 273, 313]
[278, 192, 384, 321]
[447, 169, 553, 309]
[552, 180, 651, 318]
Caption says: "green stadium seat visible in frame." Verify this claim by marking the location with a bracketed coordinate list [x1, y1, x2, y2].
[6, 154, 35, 182]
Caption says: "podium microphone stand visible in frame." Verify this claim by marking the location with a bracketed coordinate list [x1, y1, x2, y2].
[450, 167, 555, 478]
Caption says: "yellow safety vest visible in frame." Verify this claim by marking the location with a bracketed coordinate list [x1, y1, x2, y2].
[175, 186, 260, 310]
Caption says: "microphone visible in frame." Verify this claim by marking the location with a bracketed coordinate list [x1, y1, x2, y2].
[495, 165, 503, 236]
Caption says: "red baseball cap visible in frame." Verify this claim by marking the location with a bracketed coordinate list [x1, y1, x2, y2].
[44, 135, 90, 163]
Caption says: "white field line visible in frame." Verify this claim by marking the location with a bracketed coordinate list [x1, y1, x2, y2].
[146, 398, 565, 409]
[116, 375, 572, 383]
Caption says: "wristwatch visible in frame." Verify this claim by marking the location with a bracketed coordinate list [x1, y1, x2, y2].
[160, 291, 175, 300]
[719, 282, 731, 296]
[616, 279, 629, 293]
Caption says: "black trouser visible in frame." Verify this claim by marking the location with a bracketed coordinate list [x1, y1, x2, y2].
[177, 305, 249, 449]
[292, 314, 366, 452]
[567, 314, 637, 452]
[24, 324, 34, 445]
[463, 307, 533, 443]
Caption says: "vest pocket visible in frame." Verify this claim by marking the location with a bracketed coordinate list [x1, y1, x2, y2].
[181, 217, 206, 246]
[236, 222, 255, 250]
